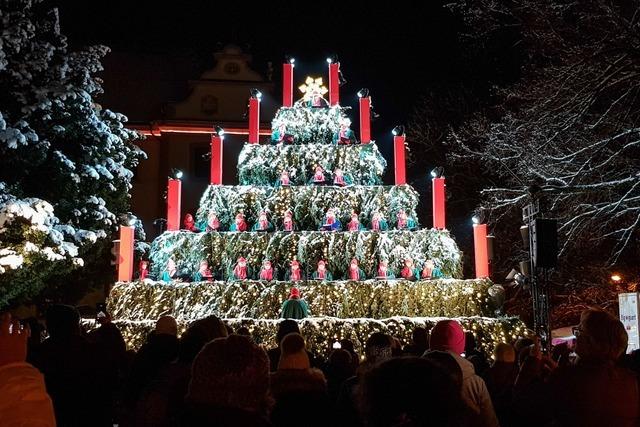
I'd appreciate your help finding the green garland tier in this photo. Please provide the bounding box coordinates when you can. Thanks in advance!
[148,229,463,280]
[238,142,386,186]
[271,105,350,144]
[108,279,503,321]
[195,184,419,231]
[111,316,526,359]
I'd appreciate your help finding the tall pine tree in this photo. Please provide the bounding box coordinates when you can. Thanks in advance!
[0,0,145,308]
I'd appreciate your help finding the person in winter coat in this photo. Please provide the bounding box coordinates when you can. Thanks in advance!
[0,313,56,427]
[281,287,309,319]
[182,335,271,427]
[429,319,499,427]
[270,333,330,427]
[514,308,640,427]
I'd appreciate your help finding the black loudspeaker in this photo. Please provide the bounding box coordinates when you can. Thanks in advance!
[532,219,558,269]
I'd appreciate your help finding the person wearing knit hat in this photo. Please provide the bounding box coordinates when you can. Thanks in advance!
[183,335,271,426]
[155,315,178,336]
[280,287,309,319]
[270,333,329,426]
[430,319,466,355]
[429,320,499,427]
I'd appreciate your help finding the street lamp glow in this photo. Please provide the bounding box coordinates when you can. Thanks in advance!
[611,274,622,282]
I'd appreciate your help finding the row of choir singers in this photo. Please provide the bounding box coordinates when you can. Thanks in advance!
[157,257,444,282]
[182,209,418,233]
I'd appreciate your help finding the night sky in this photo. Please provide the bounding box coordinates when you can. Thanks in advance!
[54,1,464,139]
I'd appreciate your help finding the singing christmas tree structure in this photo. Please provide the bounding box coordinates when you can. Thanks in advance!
[108,59,524,356]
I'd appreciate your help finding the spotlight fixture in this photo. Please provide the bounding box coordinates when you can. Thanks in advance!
[430,166,444,178]
[285,55,295,64]
[505,265,529,288]
[214,125,225,137]
[127,214,138,226]
[326,54,339,64]
[471,209,485,225]
[250,88,262,99]
[170,168,183,180]
[391,125,405,136]
[611,274,622,282]
[357,88,369,98]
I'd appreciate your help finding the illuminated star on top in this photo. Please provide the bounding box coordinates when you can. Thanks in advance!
[298,76,328,101]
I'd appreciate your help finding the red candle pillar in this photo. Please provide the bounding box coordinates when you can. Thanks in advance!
[394,134,406,185]
[117,225,135,282]
[210,132,223,185]
[329,62,340,106]
[283,62,294,107]
[359,96,371,143]
[432,177,446,229]
[248,97,260,144]
[167,178,182,231]
[473,223,489,278]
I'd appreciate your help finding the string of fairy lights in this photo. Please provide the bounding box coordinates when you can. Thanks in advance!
[108,279,503,321]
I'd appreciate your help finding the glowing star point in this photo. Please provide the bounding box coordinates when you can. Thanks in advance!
[299,76,329,102]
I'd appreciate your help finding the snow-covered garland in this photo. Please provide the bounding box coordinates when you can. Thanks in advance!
[106,316,526,359]
[195,185,419,232]
[149,229,463,280]
[108,279,502,321]
[271,105,349,144]
[238,142,386,186]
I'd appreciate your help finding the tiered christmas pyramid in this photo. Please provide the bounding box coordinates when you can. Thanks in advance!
[108,67,524,357]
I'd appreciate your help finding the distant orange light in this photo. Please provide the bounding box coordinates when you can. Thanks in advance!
[611,274,622,282]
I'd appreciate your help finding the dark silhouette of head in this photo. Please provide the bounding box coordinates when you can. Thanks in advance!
[178,315,228,363]
[276,319,300,346]
[45,304,80,339]
[187,335,270,414]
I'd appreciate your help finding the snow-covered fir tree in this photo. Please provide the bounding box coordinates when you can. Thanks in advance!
[0,0,145,308]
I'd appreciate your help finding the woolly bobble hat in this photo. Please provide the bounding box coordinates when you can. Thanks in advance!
[429,320,466,355]
[278,333,310,370]
[187,335,269,411]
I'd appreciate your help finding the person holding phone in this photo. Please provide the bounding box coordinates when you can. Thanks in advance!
[0,313,55,426]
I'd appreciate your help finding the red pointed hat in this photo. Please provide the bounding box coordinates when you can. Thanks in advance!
[237,257,247,263]
[289,287,300,299]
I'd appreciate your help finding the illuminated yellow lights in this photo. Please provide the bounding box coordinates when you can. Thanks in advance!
[298,76,329,101]
[611,274,622,282]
